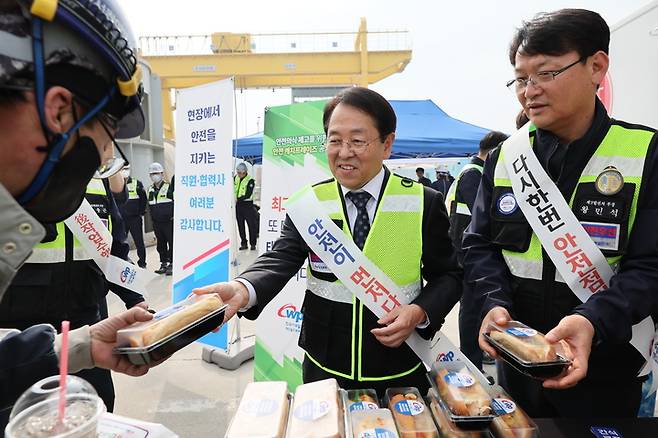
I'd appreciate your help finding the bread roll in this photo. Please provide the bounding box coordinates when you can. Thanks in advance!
[135,295,223,347]
[351,409,399,438]
[227,381,289,438]
[435,368,491,417]
[491,397,534,438]
[429,399,484,438]
[288,379,341,438]
[489,329,556,363]
[388,392,437,438]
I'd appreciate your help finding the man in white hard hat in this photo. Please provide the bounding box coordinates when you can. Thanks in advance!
[147,162,174,275]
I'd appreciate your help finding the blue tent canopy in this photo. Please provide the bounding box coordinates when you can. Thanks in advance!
[234,99,490,163]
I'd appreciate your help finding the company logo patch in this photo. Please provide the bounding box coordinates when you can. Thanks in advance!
[581,221,620,251]
[497,193,518,215]
[308,252,331,273]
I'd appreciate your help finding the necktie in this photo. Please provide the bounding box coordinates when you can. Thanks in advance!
[346,191,372,250]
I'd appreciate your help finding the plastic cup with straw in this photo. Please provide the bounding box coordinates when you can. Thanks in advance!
[57,320,70,433]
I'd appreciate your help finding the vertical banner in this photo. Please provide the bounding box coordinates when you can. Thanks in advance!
[255,100,330,388]
[173,78,234,349]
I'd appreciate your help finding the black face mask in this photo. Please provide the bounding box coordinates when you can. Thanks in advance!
[24,136,101,223]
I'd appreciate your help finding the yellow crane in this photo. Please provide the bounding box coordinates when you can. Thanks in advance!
[141,18,412,140]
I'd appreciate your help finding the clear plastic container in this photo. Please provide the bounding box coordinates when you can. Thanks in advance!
[113,294,227,365]
[427,390,490,438]
[428,362,494,429]
[345,389,379,413]
[225,381,290,438]
[350,409,400,438]
[484,320,571,379]
[6,376,105,438]
[287,378,342,438]
[489,386,538,438]
[385,387,438,438]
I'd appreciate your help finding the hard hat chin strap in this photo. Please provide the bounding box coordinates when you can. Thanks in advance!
[17,17,116,206]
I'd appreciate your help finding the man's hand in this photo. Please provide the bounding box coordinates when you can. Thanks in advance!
[370,304,427,348]
[542,314,595,390]
[90,307,154,376]
[133,302,149,311]
[478,306,511,358]
[193,280,249,323]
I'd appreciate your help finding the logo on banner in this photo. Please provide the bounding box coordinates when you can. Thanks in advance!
[277,304,303,333]
[119,266,137,284]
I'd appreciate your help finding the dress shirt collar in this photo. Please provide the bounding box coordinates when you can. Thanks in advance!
[339,166,386,200]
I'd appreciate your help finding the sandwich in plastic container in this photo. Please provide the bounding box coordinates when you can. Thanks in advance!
[490,386,538,438]
[350,408,400,438]
[225,381,290,438]
[427,389,491,438]
[428,362,494,429]
[484,320,571,379]
[287,378,343,438]
[113,294,226,365]
[345,389,379,413]
[385,387,438,438]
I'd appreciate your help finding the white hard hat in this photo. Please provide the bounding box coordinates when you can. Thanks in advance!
[236,162,248,172]
[149,162,164,174]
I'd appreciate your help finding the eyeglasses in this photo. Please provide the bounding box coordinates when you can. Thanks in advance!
[506,57,585,92]
[325,137,379,154]
[94,116,130,179]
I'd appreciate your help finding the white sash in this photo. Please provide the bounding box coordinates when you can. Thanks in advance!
[286,187,474,372]
[64,199,155,296]
[503,124,657,384]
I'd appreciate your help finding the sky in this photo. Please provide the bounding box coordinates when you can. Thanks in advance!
[117,0,654,138]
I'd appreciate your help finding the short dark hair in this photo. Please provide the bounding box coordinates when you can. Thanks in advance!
[416,167,424,174]
[516,111,529,129]
[323,87,396,141]
[509,9,609,65]
[480,131,509,153]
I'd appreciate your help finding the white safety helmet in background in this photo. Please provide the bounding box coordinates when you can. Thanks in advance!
[236,162,248,173]
[149,162,164,174]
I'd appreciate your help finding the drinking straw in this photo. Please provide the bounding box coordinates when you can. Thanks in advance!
[58,320,70,428]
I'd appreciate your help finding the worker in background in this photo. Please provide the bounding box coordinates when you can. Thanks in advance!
[0,0,159,425]
[431,165,454,198]
[445,130,508,369]
[234,162,259,250]
[416,167,431,186]
[119,164,147,268]
[464,8,658,417]
[147,162,174,275]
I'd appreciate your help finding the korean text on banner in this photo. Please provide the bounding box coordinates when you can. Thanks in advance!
[173,78,235,350]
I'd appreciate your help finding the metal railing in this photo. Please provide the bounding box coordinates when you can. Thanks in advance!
[139,29,411,56]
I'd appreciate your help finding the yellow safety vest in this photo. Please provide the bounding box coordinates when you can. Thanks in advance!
[303,173,424,381]
[234,175,254,201]
[28,179,112,263]
[493,123,652,281]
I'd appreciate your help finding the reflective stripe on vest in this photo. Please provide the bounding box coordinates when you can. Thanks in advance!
[148,183,172,205]
[28,179,112,263]
[445,163,483,217]
[493,123,652,281]
[306,174,423,380]
[234,175,254,201]
[127,179,139,200]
